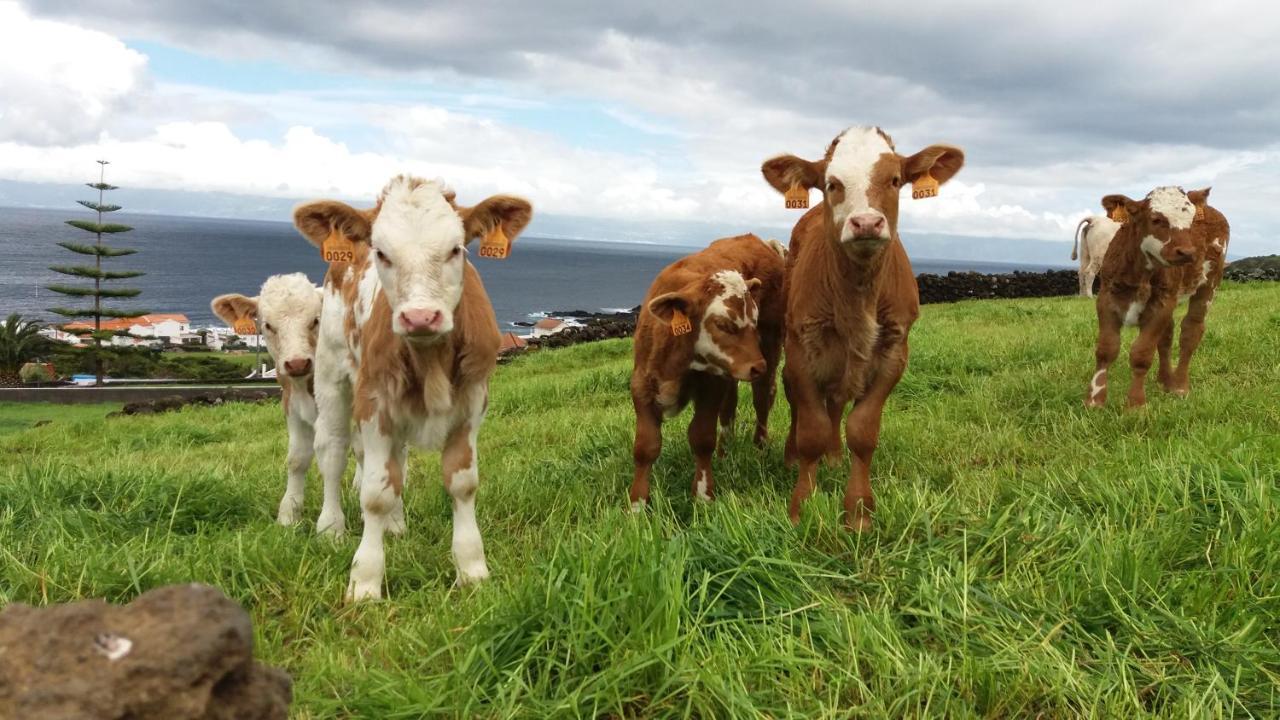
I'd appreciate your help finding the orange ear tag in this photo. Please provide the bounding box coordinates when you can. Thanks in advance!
[1194,205,1205,221]
[911,173,939,200]
[670,309,692,336]
[784,185,809,210]
[322,232,356,264]
[1110,206,1129,223]
[478,226,510,260]
[233,316,257,335]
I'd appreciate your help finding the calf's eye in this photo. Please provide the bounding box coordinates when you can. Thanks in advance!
[375,249,391,265]
[451,245,463,258]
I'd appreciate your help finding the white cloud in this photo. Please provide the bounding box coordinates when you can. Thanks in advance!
[0,2,148,145]
[2,0,1278,258]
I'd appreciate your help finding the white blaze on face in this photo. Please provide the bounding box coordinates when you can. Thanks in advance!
[256,273,322,373]
[371,178,467,336]
[826,126,895,242]
[1147,186,1195,230]
[690,270,755,376]
[1140,186,1197,268]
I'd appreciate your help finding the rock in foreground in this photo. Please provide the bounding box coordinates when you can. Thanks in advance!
[0,584,291,720]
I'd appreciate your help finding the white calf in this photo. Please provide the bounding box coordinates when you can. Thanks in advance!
[212,273,351,533]
[1072,216,1120,297]
[293,175,532,601]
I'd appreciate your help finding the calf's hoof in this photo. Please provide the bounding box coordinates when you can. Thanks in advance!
[386,502,407,537]
[345,579,382,603]
[276,502,301,526]
[455,563,491,587]
[316,510,346,538]
[844,512,874,533]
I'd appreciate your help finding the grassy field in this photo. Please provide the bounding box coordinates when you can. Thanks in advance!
[0,402,121,438]
[2,283,1278,718]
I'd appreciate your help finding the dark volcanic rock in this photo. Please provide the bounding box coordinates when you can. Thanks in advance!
[1223,255,1280,282]
[113,389,274,418]
[0,583,291,720]
[915,269,1079,304]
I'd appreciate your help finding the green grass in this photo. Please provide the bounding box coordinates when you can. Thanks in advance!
[0,402,121,437]
[3,283,1279,718]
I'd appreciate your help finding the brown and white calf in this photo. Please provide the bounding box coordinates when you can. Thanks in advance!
[293,175,531,601]
[1072,215,1121,297]
[629,234,785,508]
[761,126,964,531]
[1086,186,1228,408]
[212,274,342,531]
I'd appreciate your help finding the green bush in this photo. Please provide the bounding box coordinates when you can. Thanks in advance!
[18,363,54,383]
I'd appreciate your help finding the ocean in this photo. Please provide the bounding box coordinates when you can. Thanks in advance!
[1,206,1067,332]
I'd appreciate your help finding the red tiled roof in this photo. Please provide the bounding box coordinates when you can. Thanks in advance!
[64,313,189,332]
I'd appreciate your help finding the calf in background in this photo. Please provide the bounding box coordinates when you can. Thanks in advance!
[1087,187,1228,408]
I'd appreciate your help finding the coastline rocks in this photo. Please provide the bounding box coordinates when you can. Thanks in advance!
[0,583,291,720]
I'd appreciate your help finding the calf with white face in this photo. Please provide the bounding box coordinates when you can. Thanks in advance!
[630,234,786,507]
[1088,186,1227,408]
[211,273,336,529]
[293,175,531,601]
[760,125,964,530]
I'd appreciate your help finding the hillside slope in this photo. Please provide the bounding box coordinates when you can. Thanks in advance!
[3,284,1278,718]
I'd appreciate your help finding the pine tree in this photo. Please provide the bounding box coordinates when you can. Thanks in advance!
[47,160,146,385]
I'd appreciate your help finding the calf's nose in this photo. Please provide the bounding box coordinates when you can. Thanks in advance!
[849,213,886,238]
[283,358,312,376]
[746,360,766,381]
[400,308,445,334]
[1173,247,1195,263]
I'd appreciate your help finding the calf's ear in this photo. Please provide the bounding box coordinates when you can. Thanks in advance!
[461,195,533,246]
[293,201,372,248]
[902,145,965,185]
[745,277,764,298]
[761,154,825,194]
[1186,186,1211,207]
[647,290,694,323]
[1100,194,1142,217]
[211,294,259,324]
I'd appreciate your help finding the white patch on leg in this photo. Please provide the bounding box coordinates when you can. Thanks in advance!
[449,423,489,586]
[1123,301,1145,327]
[694,469,711,501]
[630,499,646,513]
[1089,370,1106,400]
[347,509,387,602]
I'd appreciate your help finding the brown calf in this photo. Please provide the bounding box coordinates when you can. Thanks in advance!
[761,126,964,531]
[629,234,785,508]
[1087,186,1228,408]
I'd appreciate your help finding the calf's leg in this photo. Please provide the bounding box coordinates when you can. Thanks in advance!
[784,360,830,524]
[1126,304,1173,408]
[1086,296,1123,408]
[689,379,726,501]
[717,384,738,458]
[278,413,314,525]
[751,331,782,447]
[313,379,351,537]
[1156,317,1176,392]
[346,421,403,602]
[629,388,663,510]
[843,343,909,532]
[442,404,489,585]
[1172,286,1215,396]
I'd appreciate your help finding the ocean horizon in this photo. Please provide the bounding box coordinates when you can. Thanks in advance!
[2,206,1072,332]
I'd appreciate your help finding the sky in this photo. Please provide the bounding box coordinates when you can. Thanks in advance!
[1,0,1277,259]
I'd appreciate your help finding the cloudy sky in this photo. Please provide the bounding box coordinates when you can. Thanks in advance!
[1,0,1277,257]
